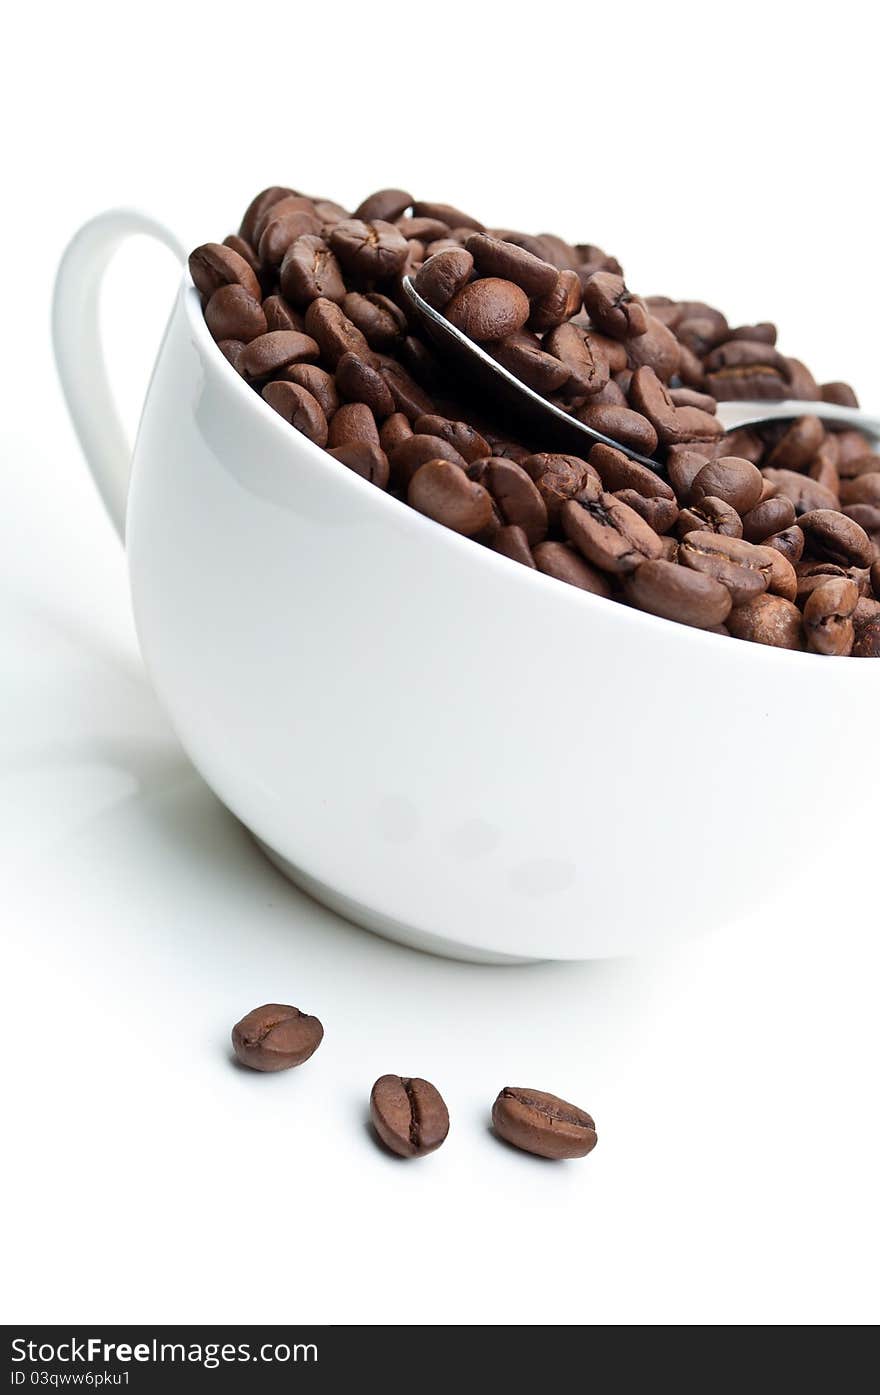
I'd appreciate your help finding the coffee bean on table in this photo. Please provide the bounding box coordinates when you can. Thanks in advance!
[370,1075,449,1157]
[491,1087,597,1160]
[232,1003,324,1071]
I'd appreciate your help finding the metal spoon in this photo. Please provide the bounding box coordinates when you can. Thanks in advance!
[401,276,880,467]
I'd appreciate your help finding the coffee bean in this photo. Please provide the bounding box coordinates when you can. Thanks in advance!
[205,284,267,343]
[492,524,536,568]
[543,323,609,398]
[328,219,409,282]
[370,1075,449,1157]
[589,442,676,503]
[390,433,469,488]
[400,217,452,243]
[492,1087,597,1160]
[624,316,680,382]
[616,490,679,535]
[679,532,777,604]
[342,291,407,349]
[412,248,474,310]
[562,492,663,573]
[628,366,722,447]
[762,468,839,516]
[445,277,531,342]
[521,453,600,526]
[821,381,860,408]
[414,415,490,464]
[262,381,328,446]
[528,270,583,333]
[262,294,305,332]
[327,440,390,488]
[741,492,796,543]
[252,194,319,245]
[217,339,246,374]
[532,541,612,596]
[677,496,743,540]
[492,334,572,395]
[797,509,874,568]
[412,200,484,232]
[189,242,262,302]
[764,415,825,470]
[464,233,559,297]
[727,593,805,649]
[327,401,380,449]
[375,355,436,420]
[285,363,340,418]
[840,473,880,508]
[583,271,648,339]
[231,1003,323,1071]
[354,188,413,223]
[240,330,320,379]
[335,352,395,417]
[239,186,296,246]
[379,412,413,453]
[409,459,495,536]
[259,209,323,267]
[304,298,373,367]
[279,234,347,307]
[803,577,859,656]
[482,457,549,545]
[575,403,658,457]
[690,456,763,514]
[624,557,732,628]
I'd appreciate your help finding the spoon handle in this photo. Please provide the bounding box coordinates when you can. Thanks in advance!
[716,398,880,442]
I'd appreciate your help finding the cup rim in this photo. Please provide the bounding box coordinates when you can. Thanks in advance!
[182,278,878,677]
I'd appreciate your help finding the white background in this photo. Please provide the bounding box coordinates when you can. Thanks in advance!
[2,0,879,1326]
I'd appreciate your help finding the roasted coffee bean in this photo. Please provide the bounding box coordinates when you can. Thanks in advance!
[414,415,490,464]
[464,233,559,297]
[329,219,409,281]
[741,492,796,543]
[821,381,860,408]
[327,401,380,449]
[763,525,805,565]
[853,615,880,657]
[624,558,732,628]
[259,209,323,267]
[379,412,413,454]
[616,490,678,534]
[492,1087,597,1160]
[262,381,328,446]
[401,216,452,242]
[872,560,880,598]
[342,291,407,349]
[840,473,880,507]
[280,235,347,307]
[412,200,484,232]
[409,459,494,536]
[239,186,296,246]
[624,316,680,382]
[262,294,304,332]
[582,271,648,339]
[666,447,712,501]
[628,366,722,446]
[679,532,777,604]
[677,496,743,540]
[205,284,267,343]
[251,194,319,245]
[797,509,874,568]
[543,323,609,398]
[390,434,468,488]
[240,330,319,379]
[727,593,805,649]
[492,335,572,395]
[521,453,600,526]
[762,468,839,516]
[838,452,880,481]
[327,440,390,488]
[412,247,474,310]
[217,339,246,374]
[690,456,763,514]
[189,242,262,302]
[231,1003,323,1071]
[335,352,395,417]
[532,542,611,596]
[764,415,825,470]
[562,492,663,573]
[803,577,858,656]
[285,364,340,418]
[445,277,531,342]
[304,298,373,367]
[482,458,548,545]
[370,1075,449,1158]
[528,270,583,333]
[354,188,413,223]
[492,524,536,568]
[669,387,717,413]
[589,443,675,503]
[576,403,658,457]
[375,355,435,420]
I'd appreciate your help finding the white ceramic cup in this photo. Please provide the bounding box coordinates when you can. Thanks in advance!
[53,209,880,962]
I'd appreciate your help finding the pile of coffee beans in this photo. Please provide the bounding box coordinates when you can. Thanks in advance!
[190,186,880,656]
[231,1002,595,1162]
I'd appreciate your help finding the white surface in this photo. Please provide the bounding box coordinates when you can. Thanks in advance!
[2,0,879,1325]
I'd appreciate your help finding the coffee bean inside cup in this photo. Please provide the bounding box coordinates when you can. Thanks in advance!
[191,188,880,655]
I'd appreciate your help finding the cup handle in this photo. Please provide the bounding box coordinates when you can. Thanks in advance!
[52,209,186,539]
